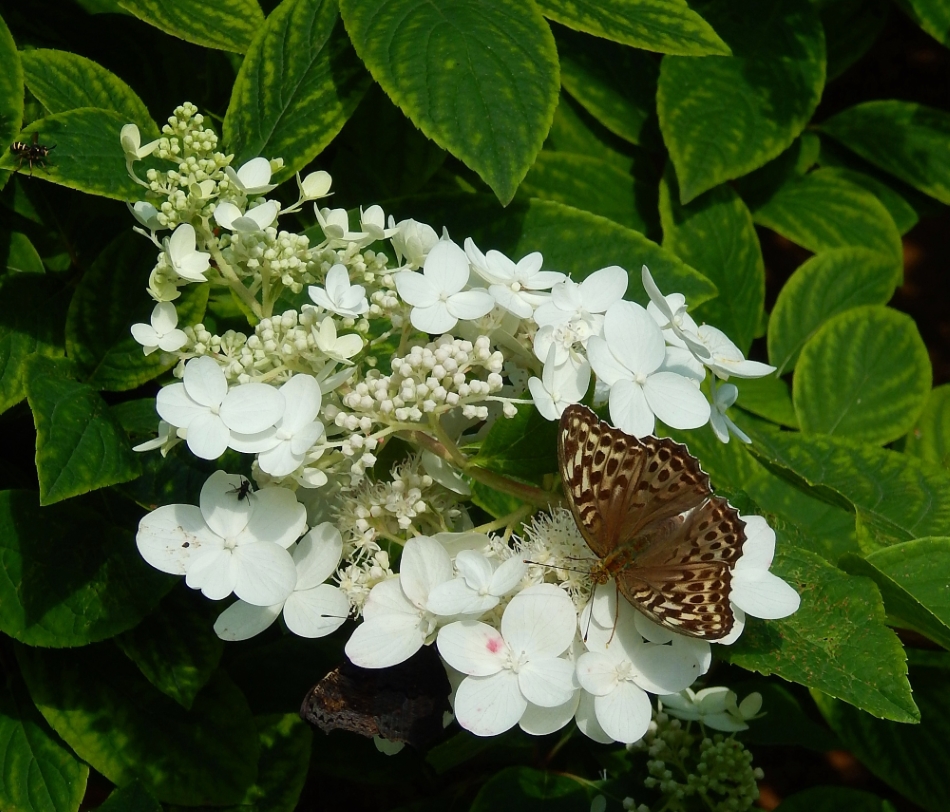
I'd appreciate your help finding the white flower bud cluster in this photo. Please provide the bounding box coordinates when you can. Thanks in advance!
[512,508,594,607]
[336,550,394,615]
[340,335,505,424]
[221,228,318,293]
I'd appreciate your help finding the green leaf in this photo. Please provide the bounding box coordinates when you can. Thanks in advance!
[470,480,526,520]
[842,538,950,650]
[0,490,174,646]
[659,164,764,352]
[0,14,24,153]
[775,786,894,812]
[20,50,157,132]
[819,0,889,81]
[224,0,370,175]
[722,546,916,722]
[0,109,143,201]
[4,231,45,274]
[734,376,798,429]
[657,0,825,202]
[768,248,903,376]
[746,426,950,550]
[0,272,68,415]
[825,166,919,236]
[793,306,931,445]
[97,782,162,812]
[814,666,950,812]
[469,766,591,812]
[905,384,950,469]
[17,643,259,807]
[25,356,141,504]
[892,0,950,48]
[554,26,660,148]
[750,167,903,261]
[389,194,717,307]
[534,0,730,56]
[0,670,88,812]
[473,404,558,479]
[115,587,224,710]
[820,101,950,205]
[116,0,264,53]
[520,151,657,235]
[65,232,208,391]
[339,0,559,205]
[545,91,633,166]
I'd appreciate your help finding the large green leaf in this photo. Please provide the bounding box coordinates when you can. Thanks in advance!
[545,91,633,166]
[472,403,558,480]
[768,248,902,376]
[905,384,950,469]
[224,0,370,175]
[659,164,764,352]
[722,546,916,722]
[0,273,68,415]
[115,587,224,710]
[387,195,717,308]
[17,644,259,807]
[0,671,89,812]
[820,101,950,205]
[0,109,142,201]
[746,426,950,550]
[521,151,657,235]
[814,665,950,812]
[793,306,931,445]
[20,50,156,133]
[339,0,559,205]
[842,538,950,650]
[4,232,46,274]
[657,0,825,202]
[0,14,24,153]
[554,26,660,149]
[750,167,903,261]
[0,490,173,646]
[116,0,264,53]
[25,357,141,504]
[470,766,591,812]
[734,376,798,428]
[535,0,730,55]
[892,0,950,48]
[825,165,919,236]
[819,0,889,81]
[775,787,894,812]
[65,232,207,391]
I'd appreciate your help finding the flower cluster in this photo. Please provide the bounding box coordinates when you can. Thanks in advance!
[128,104,800,748]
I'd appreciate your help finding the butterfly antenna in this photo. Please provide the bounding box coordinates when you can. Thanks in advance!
[522,558,591,575]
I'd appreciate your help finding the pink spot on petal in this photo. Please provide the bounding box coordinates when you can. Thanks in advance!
[486,636,503,653]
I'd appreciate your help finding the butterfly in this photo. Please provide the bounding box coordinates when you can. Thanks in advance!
[557,404,745,640]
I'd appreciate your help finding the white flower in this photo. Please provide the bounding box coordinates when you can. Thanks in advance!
[297,170,332,200]
[225,157,278,195]
[390,217,439,269]
[130,302,187,355]
[213,199,279,232]
[213,522,349,641]
[394,239,494,334]
[528,346,591,421]
[313,316,363,362]
[132,420,180,455]
[660,687,763,732]
[437,583,577,737]
[163,224,211,283]
[315,206,378,248]
[710,379,751,444]
[427,551,527,616]
[308,264,369,317]
[156,355,285,460]
[345,536,456,668]
[120,123,159,163]
[229,374,324,477]
[359,205,398,241]
[136,471,304,605]
[693,325,776,380]
[533,266,627,329]
[464,238,565,318]
[642,265,710,359]
[127,201,164,234]
[587,301,711,437]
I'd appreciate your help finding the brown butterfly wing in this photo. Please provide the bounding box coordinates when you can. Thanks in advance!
[557,404,745,640]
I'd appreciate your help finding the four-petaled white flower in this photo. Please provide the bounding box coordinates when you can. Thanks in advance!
[297,170,332,200]
[437,583,578,737]
[308,264,370,317]
[213,199,279,232]
[156,355,285,460]
[213,522,350,641]
[136,471,305,605]
[394,239,494,334]
[127,201,164,235]
[120,123,159,165]
[710,379,751,444]
[390,217,439,269]
[225,157,278,195]
[131,302,187,355]
[345,536,457,668]
[313,316,363,362]
[533,265,627,332]
[465,238,565,319]
[587,300,711,437]
[427,551,527,616]
[642,265,710,360]
[528,346,591,421]
[163,223,211,282]
[661,687,763,732]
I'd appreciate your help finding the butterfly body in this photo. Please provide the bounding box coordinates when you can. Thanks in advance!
[558,404,745,640]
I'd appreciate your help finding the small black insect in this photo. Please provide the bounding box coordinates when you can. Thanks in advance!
[228,477,254,502]
[10,132,55,176]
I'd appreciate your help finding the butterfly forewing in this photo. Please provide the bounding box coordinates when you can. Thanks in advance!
[557,404,746,640]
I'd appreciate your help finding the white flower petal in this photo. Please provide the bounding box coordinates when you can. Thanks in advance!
[579,266,628,312]
[575,690,614,743]
[519,695,579,736]
[586,336,631,388]
[213,201,242,230]
[731,570,801,619]
[518,657,577,707]
[735,515,776,571]
[256,442,300,477]
[576,652,619,696]
[608,379,655,438]
[501,584,576,658]
[362,577,417,620]
[490,556,528,595]
[185,548,236,600]
[400,536,453,607]
[642,372,711,430]
[394,271,437,308]
[220,383,284,434]
[455,550,493,590]
[200,471,253,538]
[242,487,307,549]
[283,584,349,637]
[633,644,702,695]
[410,301,456,334]
[136,503,214,574]
[454,671,526,736]
[424,239,469,293]
[214,600,282,641]
[427,579,497,617]
[293,522,343,589]
[437,621,507,676]
[231,542,296,606]
[594,682,652,744]
[446,289,495,321]
[345,614,427,668]
[603,301,665,374]
[183,356,228,407]
[184,412,231,460]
